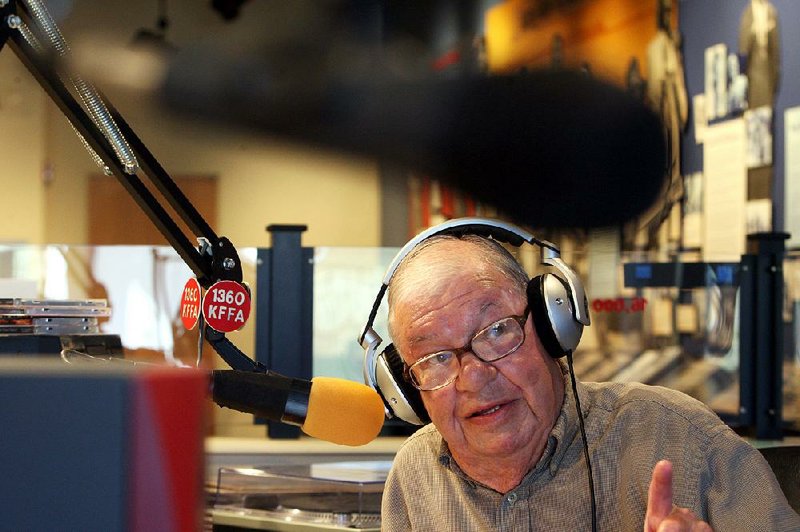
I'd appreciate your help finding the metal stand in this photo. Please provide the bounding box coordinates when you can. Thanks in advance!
[255,225,314,438]
[739,232,789,439]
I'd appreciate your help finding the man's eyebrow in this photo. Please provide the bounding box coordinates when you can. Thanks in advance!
[478,301,494,315]
[407,301,498,348]
[407,333,432,347]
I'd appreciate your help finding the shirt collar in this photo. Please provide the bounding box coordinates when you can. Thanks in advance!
[543,367,589,476]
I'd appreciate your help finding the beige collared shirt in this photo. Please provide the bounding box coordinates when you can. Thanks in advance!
[382,377,799,531]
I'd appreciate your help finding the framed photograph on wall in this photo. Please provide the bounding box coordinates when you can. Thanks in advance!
[745,106,773,168]
[704,44,728,120]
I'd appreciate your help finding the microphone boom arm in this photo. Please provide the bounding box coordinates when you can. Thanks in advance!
[1,0,262,373]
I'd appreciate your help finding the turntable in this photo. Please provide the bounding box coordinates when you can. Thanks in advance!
[210,461,391,531]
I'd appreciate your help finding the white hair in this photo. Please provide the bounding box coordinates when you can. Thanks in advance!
[386,234,529,340]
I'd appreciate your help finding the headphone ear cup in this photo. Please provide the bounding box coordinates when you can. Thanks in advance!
[527,274,584,358]
[375,344,430,425]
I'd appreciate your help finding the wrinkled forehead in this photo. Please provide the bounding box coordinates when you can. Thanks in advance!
[390,239,506,300]
[389,238,526,318]
[391,269,524,358]
[407,263,513,307]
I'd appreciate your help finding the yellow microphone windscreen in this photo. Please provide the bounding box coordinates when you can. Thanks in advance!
[302,377,386,446]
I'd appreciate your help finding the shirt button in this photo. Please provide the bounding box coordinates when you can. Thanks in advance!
[507,492,518,504]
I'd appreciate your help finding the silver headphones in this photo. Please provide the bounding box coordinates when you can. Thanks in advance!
[359,217,590,425]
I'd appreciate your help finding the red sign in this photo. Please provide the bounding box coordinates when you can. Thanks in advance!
[179,278,202,330]
[201,280,251,333]
[591,297,648,314]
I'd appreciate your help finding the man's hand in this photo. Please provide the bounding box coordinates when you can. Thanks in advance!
[644,460,713,532]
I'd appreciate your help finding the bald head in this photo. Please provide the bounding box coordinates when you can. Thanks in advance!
[386,235,529,341]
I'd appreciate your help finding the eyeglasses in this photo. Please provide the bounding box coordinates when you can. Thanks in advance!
[405,308,531,391]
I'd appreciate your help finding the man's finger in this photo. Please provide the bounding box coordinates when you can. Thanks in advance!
[655,507,713,532]
[645,460,674,531]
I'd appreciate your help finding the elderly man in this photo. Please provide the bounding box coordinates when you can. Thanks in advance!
[380,232,798,531]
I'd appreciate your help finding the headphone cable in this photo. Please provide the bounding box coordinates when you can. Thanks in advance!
[566,350,597,532]
[360,284,388,344]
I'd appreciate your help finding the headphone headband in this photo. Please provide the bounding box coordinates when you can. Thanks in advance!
[380,217,553,285]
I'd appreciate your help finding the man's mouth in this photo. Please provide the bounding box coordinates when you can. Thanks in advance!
[470,403,504,418]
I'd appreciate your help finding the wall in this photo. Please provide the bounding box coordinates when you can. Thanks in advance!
[40,85,381,248]
[1,0,382,249]
[679,0,800,232]
[0,51,47,244]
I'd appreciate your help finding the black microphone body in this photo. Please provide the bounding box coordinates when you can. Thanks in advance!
[211,369,310,426]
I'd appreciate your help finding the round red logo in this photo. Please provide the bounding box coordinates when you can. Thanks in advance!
[179,277,202,330]
[201,280,251,333]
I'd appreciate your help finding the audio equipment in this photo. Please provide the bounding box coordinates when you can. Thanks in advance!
[162,63,667,230]
[211,370,386,447]
[359,217,590,425]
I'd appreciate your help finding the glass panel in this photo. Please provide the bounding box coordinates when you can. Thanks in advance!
[784,252,800,432]
[573,258,742,421]
[0,244,260,368]
[1,242,795,433]
[311,246,399,383]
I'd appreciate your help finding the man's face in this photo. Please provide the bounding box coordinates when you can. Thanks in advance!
[391,244,565,471]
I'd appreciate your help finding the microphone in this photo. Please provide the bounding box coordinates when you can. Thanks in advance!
[162,49,668,229]
[211,370,386,446]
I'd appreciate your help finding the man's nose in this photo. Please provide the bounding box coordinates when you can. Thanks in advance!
[454,352,497,392]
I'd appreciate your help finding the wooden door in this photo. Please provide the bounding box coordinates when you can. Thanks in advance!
[88,174,217,245]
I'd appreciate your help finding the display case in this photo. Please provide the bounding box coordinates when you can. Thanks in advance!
[210,461,390,531]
